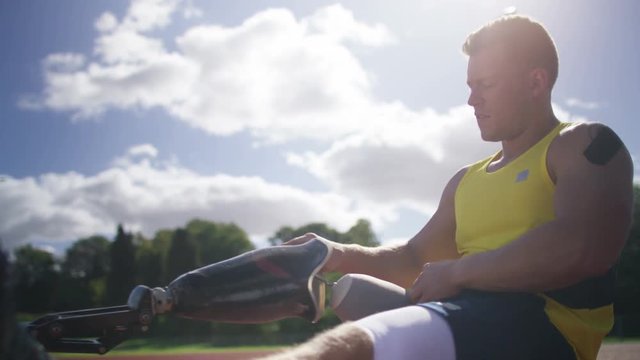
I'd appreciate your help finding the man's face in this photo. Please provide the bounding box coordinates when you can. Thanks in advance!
[466,45,531,142]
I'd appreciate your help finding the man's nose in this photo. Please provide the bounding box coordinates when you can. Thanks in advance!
[467,90,481,107]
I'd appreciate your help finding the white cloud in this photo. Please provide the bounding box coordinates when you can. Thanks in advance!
[2,102,504,251]
[43,53,86,72]
[303,4,395,46]
[181,0,203,19]
[127,144,159,158]
[94,29,167,64]
[121,0,180,32]
[23,3,394,142]
[552,102,592,124]
[0,146,380,251]
[287,104,498,212]
[565,97,602,110]
[95,12,118,32]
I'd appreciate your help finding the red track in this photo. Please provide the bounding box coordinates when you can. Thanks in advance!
[54,350,279,360]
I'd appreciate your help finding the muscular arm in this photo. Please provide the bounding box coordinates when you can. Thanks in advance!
[318,169,464,289]
[451,124,634,293]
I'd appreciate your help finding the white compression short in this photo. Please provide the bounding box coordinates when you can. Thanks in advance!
[353,305,456,360]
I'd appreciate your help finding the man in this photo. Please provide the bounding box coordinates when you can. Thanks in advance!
[261,15,633,360]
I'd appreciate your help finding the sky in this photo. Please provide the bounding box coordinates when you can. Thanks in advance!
[1,0,639,255]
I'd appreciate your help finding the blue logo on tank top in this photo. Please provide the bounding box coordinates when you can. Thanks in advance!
[515,169,529,182]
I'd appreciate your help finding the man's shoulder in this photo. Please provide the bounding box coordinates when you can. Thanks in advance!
[548,121,628,180]
[556,121,615,141]
[552,121,615,154]
[441,165,474,199]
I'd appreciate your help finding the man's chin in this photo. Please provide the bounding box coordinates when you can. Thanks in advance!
[479,131,500,142]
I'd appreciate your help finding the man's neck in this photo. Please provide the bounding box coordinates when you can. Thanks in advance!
[494,112,559,169]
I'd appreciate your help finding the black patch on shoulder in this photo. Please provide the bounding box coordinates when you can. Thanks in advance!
[583,126,622,165]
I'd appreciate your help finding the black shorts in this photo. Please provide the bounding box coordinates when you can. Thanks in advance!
[419,290,576,360]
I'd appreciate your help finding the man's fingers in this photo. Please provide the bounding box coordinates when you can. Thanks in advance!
[283,238,304,245]
[283,233,318,245]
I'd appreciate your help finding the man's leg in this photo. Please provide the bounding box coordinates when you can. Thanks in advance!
[259,306,455,360]
[258,322,373,360]
[355,305,455,360]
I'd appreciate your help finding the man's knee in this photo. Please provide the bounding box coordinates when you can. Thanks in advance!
[310,322,374,359]
[259,322,373,360]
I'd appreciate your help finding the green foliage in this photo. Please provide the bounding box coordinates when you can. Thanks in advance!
[106,225,137,305]
[153,229,174,256]
[268,223,338,246]
[55,235,110,308]
[346,219,380,247]
[12,245,58,312]
[185,219,254,266]
[165,228,198,283]
[149,220,254,286]
[13,218,377,344]
[52,277,94,310]
[136,238,164,288]
[61,235,110,279]
[268,218,380,247]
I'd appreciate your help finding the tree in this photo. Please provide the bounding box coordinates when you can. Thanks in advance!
[105,225,137,305]
[136,238,164,288]
[345,219,380,247]
[165,228,198,283]
[186,219,254,265]
[12,245,58,312]
[61,236,110,279]
[55,236,110,309]
[268,223,343,246]
[268,219,379,247]
[268,226,296,246]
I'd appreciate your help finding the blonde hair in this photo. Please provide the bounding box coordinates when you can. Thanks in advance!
[462,15,559,87]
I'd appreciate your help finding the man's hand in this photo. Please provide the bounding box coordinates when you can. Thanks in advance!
[284,233,344,273]
[408,260,462,303]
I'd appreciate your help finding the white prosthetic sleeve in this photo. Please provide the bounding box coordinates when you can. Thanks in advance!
[330,273,411,321]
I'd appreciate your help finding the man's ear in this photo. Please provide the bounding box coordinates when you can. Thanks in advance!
[529,68,550,98]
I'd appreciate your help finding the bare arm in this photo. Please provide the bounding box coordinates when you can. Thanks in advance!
[449,124,634,293]
[293,169,465,289]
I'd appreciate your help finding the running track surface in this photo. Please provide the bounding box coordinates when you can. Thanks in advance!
[53,350,278,360]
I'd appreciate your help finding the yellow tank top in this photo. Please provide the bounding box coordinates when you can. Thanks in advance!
[455,122,613,360]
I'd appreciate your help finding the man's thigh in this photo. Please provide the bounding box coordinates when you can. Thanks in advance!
[354,305,456,360]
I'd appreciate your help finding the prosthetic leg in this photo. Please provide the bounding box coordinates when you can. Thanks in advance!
[153,238,331,323]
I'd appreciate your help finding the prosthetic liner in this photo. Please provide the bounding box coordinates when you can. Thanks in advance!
[151,238,331,323]
[330,273,411,321]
